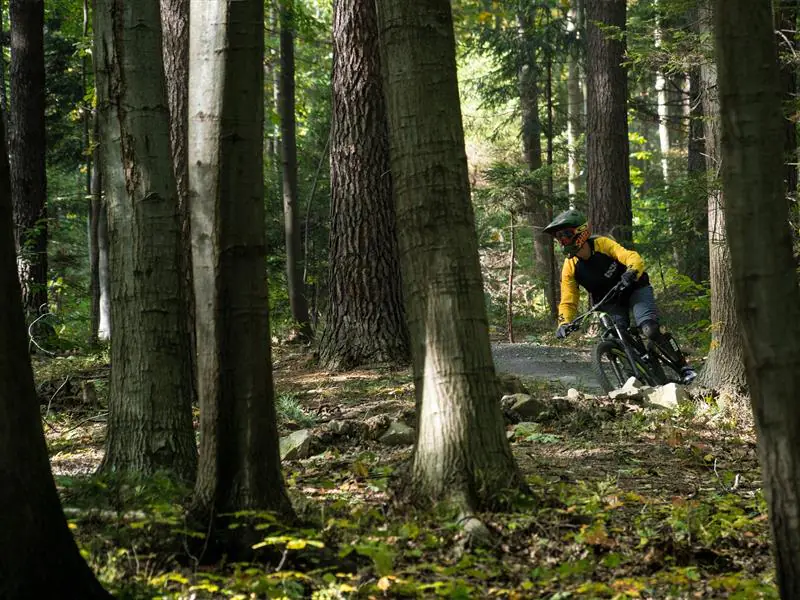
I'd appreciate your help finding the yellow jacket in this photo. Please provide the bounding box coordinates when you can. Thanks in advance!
[558,236,647,324]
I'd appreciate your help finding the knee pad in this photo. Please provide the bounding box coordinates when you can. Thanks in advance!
[640,319,661,341]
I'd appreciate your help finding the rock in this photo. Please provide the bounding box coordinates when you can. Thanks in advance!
[280,429,313,461]
[364,414,392,439]
[510,396,548,421]
[567,388,583,400]
[644,383,690,410]
[609,377,647,400]
[379,421,416,446]
[506,429,516,441]
[326,420,350,435]
[498,373,529,395]
[500,393,530,411]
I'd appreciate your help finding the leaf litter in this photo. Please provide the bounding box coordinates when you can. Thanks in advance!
[37,346,776,598]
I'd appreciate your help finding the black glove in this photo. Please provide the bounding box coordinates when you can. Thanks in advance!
[556,324,570,339]
[619,269,638,289]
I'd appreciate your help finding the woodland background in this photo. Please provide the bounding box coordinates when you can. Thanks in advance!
[1,0,798,598]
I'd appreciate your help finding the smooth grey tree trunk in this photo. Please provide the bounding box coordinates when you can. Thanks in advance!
[695,1,746,392]
[0,103,111,600]
[319,0,409,370]
[278,1,313,342]
[188,0,294,522]
[585,0,631,243]
[715,1,800,593]
[566,0,584,202]
[377,0,525,513]
[94,0,196,480]
[8,0,49,325]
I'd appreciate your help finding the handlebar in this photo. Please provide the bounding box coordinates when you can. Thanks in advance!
[560,280,628,337]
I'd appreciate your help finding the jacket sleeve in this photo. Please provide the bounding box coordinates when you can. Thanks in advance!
[558,258,580,324]
[594,236,646,278]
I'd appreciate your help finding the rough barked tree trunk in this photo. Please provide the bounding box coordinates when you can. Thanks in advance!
[160,0,197,400]
[278,0,313,342]
[695,1,746,392]
[0,106,111,600]
[189,0,294,522]
[715,1,800,593]
[95,0,196,480]
[777,2,798,204]
[8,0,49,324]
[517,9,556,319]
[585,0,631,243]
[377,0,525,513]
[319,0,409,371]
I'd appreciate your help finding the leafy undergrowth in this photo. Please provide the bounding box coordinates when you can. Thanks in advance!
[38,347,776,599]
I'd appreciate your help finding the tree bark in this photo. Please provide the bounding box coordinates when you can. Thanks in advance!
[278,0,312,342]
[715,0,800,593]
[89,110,102,344]
[678,61,710,284]
[517,9,556,318]
[188,0,294,522]
[696,1,746,391]
[0,100,111,600]
[377,0,525,513]
[777,2,798,204]
[566,0,584,201]
[507,211,515,343]
[160,0,197,401]
[585,0,631,243]
[319,0,409,370]
[8,0,49,325]
[95,0,196,480]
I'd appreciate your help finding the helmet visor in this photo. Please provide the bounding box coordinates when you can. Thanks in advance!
[554,227,577,245]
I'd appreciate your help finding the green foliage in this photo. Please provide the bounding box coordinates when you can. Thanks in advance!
[277,392,317,427]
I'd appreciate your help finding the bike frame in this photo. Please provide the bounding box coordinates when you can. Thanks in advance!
[565,282,663,387]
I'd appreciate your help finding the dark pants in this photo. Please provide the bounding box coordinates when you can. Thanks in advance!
[603,284,658,328]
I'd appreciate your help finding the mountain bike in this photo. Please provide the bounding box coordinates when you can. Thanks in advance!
[560,282,683,394]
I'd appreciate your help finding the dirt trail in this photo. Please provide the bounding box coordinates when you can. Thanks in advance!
[491,341,603,393]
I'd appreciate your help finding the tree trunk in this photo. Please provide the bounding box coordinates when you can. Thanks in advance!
[319,0,409,370]
[678,62,710,284]
[95,0,196,480]
[188,0,294,522]
[777,2,798,204]
[696,1,746,391]
[0,0,7,122]
[278,1,312,342]
[715,1,800,593]
[566,0,584,201]
[8,0,49,325]
[89,111,102,344]
[654,0,670,184]
[507,211,515,343]
[377,0,525,513]
[0,102,111,600]
[517,10,555,318]
[160,0,197,402]
[585,0,631,243]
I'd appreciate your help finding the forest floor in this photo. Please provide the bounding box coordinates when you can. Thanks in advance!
[36,343,776,599]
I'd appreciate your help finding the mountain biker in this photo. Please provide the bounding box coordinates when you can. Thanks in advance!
[543,209,697,385]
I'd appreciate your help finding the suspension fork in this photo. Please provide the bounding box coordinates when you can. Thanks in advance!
[612,322,649,383]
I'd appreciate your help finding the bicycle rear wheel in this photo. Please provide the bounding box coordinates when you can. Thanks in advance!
[592,340,653,394]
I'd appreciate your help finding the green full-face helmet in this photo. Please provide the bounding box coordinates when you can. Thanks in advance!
[543,209,590,257]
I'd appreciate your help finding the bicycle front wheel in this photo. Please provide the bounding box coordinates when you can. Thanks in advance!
[592,340,654,394]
